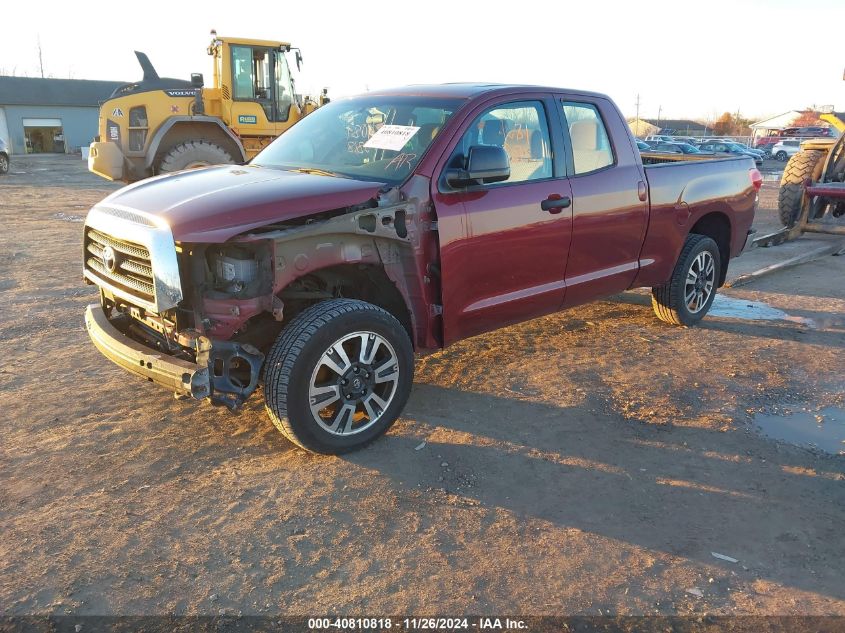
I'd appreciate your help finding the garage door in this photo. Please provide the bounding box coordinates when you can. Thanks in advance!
[23,118,65,154]
[22,118,63,127]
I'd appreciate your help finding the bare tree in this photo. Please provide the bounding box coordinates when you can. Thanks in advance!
[37,35,45,78]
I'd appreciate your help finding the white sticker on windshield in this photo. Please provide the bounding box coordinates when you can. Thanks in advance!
[363,125,421,151]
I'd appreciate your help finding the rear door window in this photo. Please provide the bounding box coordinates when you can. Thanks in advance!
[561,102,614,174]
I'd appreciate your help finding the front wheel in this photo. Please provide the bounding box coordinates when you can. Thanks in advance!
[651,234,721,326]
[264,299,414,454]
[775,151,788,161]
[0,154,8,174]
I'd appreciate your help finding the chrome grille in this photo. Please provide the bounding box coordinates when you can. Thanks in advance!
[85,228,155,302]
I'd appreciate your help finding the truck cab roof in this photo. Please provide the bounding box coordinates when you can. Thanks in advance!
[362,83,611,102]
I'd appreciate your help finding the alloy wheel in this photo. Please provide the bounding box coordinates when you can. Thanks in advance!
[684,251,715,314]
[308,331,400,436]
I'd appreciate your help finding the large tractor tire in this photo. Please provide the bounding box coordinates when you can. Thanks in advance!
[777,149,826,227]
[157,141,234,174]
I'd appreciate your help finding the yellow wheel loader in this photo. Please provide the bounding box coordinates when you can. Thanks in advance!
[774,110,845,237]
[89,31,328,183]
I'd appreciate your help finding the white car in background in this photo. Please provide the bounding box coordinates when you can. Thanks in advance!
[0,138,9,175]
[771,140,801,161]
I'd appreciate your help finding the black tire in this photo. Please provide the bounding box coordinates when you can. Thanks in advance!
[157,141,234,174]
[775,151,787,161]
[777,149,825,228]
[0,153,8,174]
[263,299,414,454]
[651,234,721,326]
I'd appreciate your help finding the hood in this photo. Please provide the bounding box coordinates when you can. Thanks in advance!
[98,165,385,242]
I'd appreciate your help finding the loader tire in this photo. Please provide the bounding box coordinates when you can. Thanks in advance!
[157,141,234,174]
[777,149,825,228]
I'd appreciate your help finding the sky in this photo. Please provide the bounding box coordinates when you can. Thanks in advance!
[3,0,844,123]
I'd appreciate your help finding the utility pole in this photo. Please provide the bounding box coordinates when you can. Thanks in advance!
[657,105,662,130]
[635,94,641,136]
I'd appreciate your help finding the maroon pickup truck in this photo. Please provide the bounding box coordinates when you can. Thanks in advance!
[83,83,761,453]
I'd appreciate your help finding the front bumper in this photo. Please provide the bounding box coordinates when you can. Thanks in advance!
[85,304,265,408]
[85,304,211,399]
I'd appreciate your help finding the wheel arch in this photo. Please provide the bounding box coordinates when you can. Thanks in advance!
[145,117,246,170]
[277,263,415,346]
[689,211,731,286]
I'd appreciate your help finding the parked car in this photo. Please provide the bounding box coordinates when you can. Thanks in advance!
[697,141,764,167]
[781,126,834,139]
[754,136,781,150]
[645,135,674,142]
[0,138,9,175]
[81,83,760,453]
[650,142,706,155]
[772,139,802,161]
[754,138,780,158]
[731,142,765,158]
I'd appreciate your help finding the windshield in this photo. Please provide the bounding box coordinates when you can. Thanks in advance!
[725,143,745,151]
[253,96,463,186]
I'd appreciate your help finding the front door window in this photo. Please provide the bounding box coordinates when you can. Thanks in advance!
[449,101,553,184]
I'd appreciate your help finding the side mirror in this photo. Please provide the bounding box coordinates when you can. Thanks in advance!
[191,73,204,88]
[446,145,510,188]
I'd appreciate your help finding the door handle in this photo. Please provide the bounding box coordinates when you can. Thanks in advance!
[541,195,572,213]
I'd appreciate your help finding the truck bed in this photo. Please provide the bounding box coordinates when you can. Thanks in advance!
[632,154,758,288]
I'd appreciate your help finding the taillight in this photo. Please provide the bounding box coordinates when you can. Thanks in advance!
[749,168,763,192]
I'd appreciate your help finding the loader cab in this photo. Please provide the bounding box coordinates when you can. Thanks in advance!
[211,36,299,140]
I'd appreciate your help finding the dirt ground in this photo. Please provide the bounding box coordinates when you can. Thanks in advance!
[0,155,843,617]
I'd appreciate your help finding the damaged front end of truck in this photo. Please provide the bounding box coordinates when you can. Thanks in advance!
[82,175,435,409]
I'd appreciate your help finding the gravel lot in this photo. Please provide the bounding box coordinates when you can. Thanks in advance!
[1,155,843,617]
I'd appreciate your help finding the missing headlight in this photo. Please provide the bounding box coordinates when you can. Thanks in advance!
[211,246,258,294]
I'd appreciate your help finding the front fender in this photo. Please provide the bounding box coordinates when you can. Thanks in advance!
[145,116,247,169]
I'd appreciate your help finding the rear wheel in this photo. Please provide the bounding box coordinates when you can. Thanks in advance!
[264,299,414,454]
[157,140,234,174]
[777,149,826,227]
[652,234,721,326]
[775,151,787,161]
[0,154,8,174]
